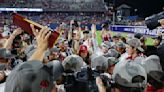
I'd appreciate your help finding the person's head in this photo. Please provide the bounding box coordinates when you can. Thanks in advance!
[101,41,111,54]
[58,39,67,52]
[120,37,126,43]
[134,33,143,39]
[46,47,60,61]
[116,42,126,54]
[142,55,162,73]
[112,35,120,43]
[79,45,88,58]
[62,55,84,72]
[103,49,120,59]
[126,38,144,55]
[153,36,162,47]
[5,60,64,92]
[147,71,164,89]
[101,22,109,30]
[83,30,90,40]
[116,75,145,92]
[91,55,108,73]
[72,20,79,29]
[114,61,147,92]
[0,48,14,64]
[142,55,164,89]
[48,52,59,61]
[72,30,78,40]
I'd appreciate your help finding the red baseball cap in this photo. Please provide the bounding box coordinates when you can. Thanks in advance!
[79,45,88,53]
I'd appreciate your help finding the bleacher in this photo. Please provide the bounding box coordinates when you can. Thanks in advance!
[0,0,107,12]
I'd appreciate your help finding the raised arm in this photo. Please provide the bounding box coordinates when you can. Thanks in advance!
[3,28,23,50]
[29,24,51,62]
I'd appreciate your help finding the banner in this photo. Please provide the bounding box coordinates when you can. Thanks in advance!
[110,25,164,36]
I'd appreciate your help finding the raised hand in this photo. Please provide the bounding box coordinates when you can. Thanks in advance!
[12,28,23,37]
[159,19,164,28]
[96,77,106,92]
[29,24,51,61]
[91,24,96,38]
[30,24,51,52]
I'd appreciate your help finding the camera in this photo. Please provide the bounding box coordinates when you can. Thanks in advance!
[61,67,114,92]
[145,11,164,30]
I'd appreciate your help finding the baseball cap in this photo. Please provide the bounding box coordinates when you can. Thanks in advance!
[141,55,162,73]
[116,42,126,48]
[0,48,15,59]
[127,38,144,52]
[134,33,143,39]
[44,46,60,57]
[101,41,111,49]
[62,55,84,72]
[46,60,64,80]
[114,61,147,88]
[103,49,120,58]
[79,45,88,53]
[5,60,64,92]
[50,46,60,52]
[91,55,108,71]
[107,57,118,67]
[147,71,164,89]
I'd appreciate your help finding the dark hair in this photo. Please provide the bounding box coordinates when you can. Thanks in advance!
[121,37,126,43]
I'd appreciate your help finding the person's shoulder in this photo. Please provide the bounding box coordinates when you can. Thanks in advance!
[134,56,146,63]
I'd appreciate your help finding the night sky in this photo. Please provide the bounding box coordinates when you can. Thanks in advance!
[105,0,164,17]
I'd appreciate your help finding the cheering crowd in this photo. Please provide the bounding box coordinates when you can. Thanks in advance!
[0,13,164,92]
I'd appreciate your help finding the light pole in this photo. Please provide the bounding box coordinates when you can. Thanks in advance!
[134,9,138,23]
[134,9,138,15]
[112,0,116,25]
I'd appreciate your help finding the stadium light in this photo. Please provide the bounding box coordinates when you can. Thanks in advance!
[0,8,43,12]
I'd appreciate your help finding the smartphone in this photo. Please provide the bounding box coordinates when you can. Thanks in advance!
[12,13,60,48]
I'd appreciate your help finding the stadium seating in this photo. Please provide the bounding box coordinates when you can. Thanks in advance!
[0,0,107,12]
